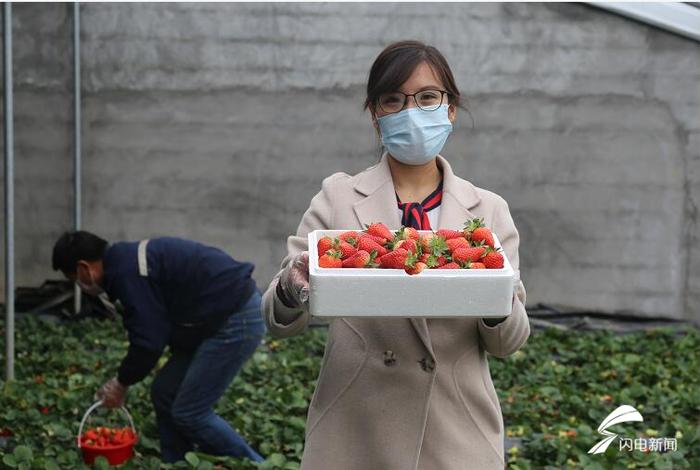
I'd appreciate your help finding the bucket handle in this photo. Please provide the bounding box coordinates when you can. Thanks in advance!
[77,400,136,447]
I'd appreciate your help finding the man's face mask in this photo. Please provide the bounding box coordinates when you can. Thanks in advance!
[76,262,103,297]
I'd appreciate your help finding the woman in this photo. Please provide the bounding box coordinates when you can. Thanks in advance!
[262,40,529,470]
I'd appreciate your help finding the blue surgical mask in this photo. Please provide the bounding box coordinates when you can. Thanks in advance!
[77,267,104,297]
[377,103,453,165]
[77,279,104,297]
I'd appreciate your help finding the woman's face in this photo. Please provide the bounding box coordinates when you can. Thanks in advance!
[372,61,457,126]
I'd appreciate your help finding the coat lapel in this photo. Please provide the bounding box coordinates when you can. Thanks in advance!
[352,154,402,230]
[351,153,483,359]
[436,154,481,229]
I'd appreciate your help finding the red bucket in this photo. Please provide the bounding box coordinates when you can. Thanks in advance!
[77,401,138,466]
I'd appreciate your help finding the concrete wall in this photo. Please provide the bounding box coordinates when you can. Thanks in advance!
[2,3,699,320]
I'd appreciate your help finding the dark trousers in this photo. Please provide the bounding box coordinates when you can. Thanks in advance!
[150,289,266,463]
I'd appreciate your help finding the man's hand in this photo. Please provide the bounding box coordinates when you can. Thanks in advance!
[96,377,128,408]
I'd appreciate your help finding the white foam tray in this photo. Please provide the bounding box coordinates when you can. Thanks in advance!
[308,230,518,318]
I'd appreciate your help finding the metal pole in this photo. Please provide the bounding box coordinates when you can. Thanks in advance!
[73,2,81,314]
[4,2,15,381]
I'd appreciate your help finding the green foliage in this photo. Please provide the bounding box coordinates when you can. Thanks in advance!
[0,316,698,469]
[497,327,700,469]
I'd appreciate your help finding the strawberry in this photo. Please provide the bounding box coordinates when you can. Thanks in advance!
[440,262,461,269]
[436,229,463,240]
[338,231,360,246]
[419,253,431,263]
[318,251,343,268]
[357,236,388,257]
[450,247,469,265]
[404,252,427,275]
[471,227,495,247]
[405,262,427,275]
[342,250,377,268]
[394,238,419,254]
[464,218,495,247]
[396,226,419,240]
[336,240,358,259]
[365,222,393,241]
[361,233,388,246]
[469,262,486,269]
[423,254,448,268]
[419,234,434,252]
[462,217,484,241]
[420,234,449,257]
[482,248,504,269]
[452,246,486,265]
[317,236,336,255]
[379,248,409,269]
[446,237,469,252]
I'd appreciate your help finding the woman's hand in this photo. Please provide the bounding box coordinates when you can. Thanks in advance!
[276,251,310,309]
[482,291,517,327]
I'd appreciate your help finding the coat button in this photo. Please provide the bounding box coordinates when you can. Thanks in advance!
[383,350,397,366]
[419,357,435,372]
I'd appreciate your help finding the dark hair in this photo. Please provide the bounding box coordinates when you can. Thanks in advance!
[52,231,108,274]
[363,40,467,114]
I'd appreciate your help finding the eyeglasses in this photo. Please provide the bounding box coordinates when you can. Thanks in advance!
[377,89,449,114]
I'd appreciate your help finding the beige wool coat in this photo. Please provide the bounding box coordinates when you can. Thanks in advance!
[262,153,530,470]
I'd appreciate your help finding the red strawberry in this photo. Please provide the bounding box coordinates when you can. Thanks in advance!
[336,240,358,259]
[405,262,427,275]
[342,250,377,268]
[464,218,495,247]
[396,226,419,240]
[482,248,504,269]
[420,234,448,256]
[463,217,484,241]
[357,236,388,257]
[469,262,486,269]
[452,246,486,265]
[440,262,461,269]
[366,222,393,241]
[436,229,463,240]
[317,236,336,255]
[379,248,409,269]
[361,233,388,246]
[471,227,495,247]
[446,237,469,252]
[419,253,431,263]
[424,254,448,268]
[404,252,427,275]
[318,251,343,268]
[338,231,360,246]
[395,238,419,254]
[419,234,434,252]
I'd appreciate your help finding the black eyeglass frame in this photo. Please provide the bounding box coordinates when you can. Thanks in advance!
[376,89,451,115]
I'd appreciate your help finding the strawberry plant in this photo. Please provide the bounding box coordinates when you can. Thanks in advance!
[1,315,698,469]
